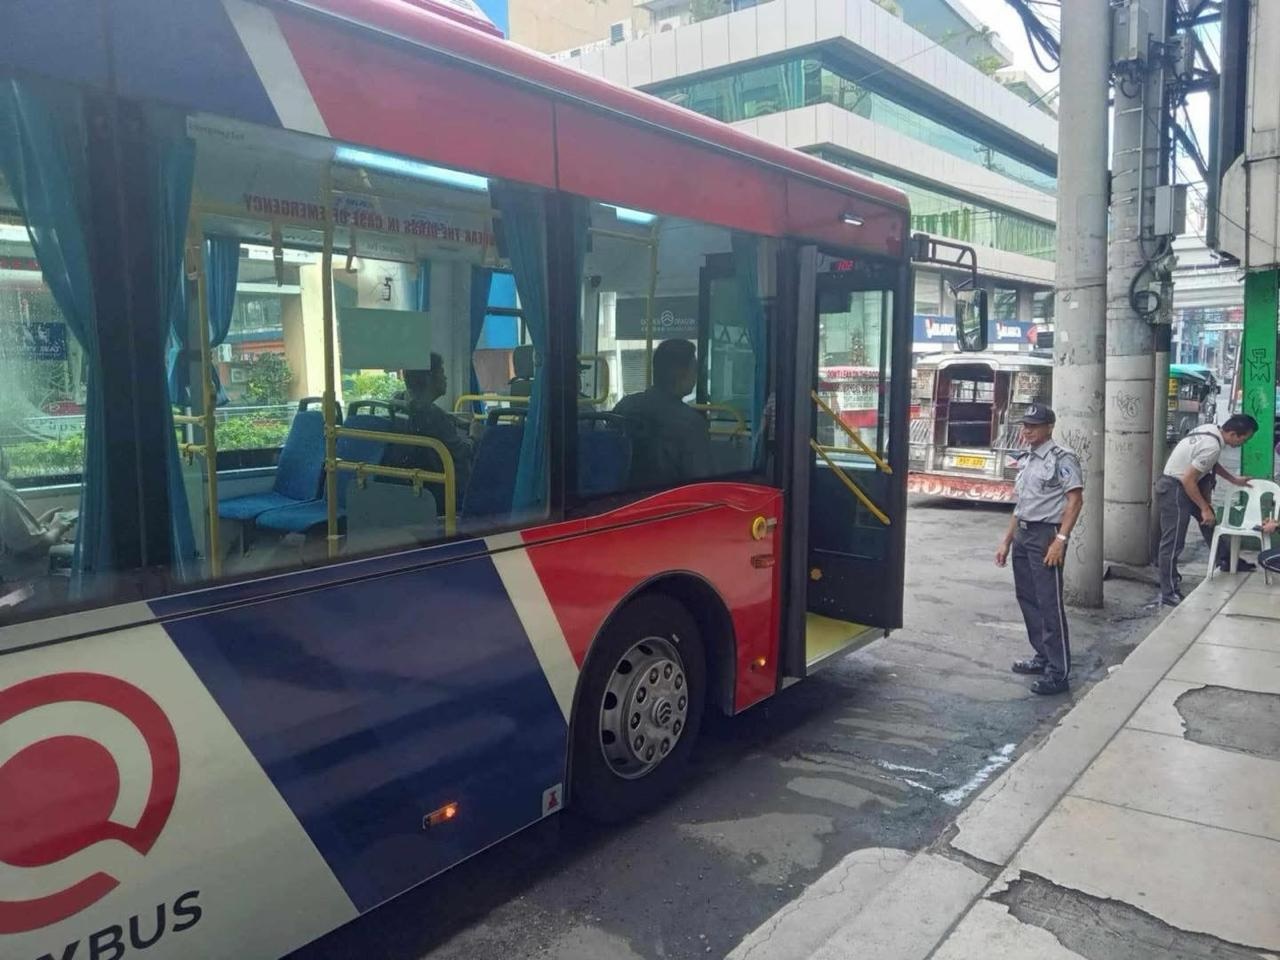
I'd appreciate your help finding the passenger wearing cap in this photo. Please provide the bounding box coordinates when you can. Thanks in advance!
[994,404,1084,695]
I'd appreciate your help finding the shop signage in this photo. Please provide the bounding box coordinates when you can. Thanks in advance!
[912,314,1033,345]
[616,296,699,340]
[0,321,67,361]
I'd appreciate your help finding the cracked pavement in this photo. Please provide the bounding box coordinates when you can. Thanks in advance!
[290,497,1163,960]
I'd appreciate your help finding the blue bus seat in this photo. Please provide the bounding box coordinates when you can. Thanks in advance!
[217,409,327,522]
[256,414,392,534]
[508,345,535,398]
[461,423,524,519]
[578,427,631,497]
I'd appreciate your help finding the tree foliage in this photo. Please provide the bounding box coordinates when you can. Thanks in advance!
[242,353,293,406]
[345,370,403,401]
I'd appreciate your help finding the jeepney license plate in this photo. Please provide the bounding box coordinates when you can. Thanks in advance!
[953,455,988,469]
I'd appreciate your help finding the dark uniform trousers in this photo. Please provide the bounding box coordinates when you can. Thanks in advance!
[1011,520,1070,681]
[1154,473,1218,598]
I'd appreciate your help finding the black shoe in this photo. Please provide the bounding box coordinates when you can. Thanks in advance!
[1031,676,1070,696]
[1160,593,1182,608]
[1012,657,1048,675]
[1219,558,1257,573]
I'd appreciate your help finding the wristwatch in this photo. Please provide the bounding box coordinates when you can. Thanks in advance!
[1055,533,1069,543]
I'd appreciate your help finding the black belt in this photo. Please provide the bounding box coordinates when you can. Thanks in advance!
[1017,519,1060,530]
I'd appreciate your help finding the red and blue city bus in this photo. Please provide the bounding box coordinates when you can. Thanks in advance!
[0,2,913,956]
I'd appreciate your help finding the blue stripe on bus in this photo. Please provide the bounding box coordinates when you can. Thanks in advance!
[108,0,280,128]
[2,1,111,87]
[162,551,567,911]
[149,538,488,618]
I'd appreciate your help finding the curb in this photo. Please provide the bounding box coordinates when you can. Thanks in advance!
[724,572,1248,960]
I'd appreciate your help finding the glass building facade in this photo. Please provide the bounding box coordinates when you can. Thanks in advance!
[813,151,1056,261]
[648,56,1057,194]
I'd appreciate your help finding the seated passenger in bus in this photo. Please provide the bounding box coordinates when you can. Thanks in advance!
[390,354,475,501]
[0,445,75,584]
[613,339,711,488]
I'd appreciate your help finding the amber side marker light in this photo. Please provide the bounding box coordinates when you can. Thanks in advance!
[423,802,459,829]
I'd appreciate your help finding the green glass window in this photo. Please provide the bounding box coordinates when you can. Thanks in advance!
[649,56,1057,196]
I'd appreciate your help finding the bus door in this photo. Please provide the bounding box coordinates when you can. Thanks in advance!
[781,250,910,676]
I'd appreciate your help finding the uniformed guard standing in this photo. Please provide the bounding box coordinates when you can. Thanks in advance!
[995,405,1084,695]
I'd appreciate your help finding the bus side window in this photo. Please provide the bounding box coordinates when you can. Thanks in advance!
[154,111,552,589]
[0,78,116,625]
[574,203,774,502]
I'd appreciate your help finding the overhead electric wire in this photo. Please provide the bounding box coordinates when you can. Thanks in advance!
[1002,0,1061,72]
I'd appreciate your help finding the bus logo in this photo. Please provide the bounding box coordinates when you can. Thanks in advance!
[0,672,180,933]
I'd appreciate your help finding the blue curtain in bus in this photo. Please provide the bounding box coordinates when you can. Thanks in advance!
[731,232,768,462]
[151,128,198,581]
[488,182,547,514]
[468,265,493,395]
[0,78,110,592]
[165,290,186,404]
[170,238,238,409]
[204,236,239,408]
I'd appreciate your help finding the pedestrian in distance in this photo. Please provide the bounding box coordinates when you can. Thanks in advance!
[995,405,1083,696]
[1153,414,1257,608]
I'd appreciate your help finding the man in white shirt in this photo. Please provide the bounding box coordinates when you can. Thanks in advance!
[1154,414,1257,606]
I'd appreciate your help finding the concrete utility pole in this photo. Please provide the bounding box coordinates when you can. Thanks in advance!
[1149,283,1173,561]
[1052,0,1111,607]
[1104,0,1168,565]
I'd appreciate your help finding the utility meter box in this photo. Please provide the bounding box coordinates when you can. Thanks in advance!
[1154,184,1188,237]
[1113,2,1150,66]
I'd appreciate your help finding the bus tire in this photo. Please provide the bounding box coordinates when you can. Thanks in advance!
[571,593,706,823]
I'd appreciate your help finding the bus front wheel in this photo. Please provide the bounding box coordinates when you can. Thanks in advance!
[571,593,706,823]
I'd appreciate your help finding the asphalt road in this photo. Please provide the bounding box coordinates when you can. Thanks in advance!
[292,496,1167,960]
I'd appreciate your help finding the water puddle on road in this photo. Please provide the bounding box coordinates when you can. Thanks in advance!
[939,744,1016,806]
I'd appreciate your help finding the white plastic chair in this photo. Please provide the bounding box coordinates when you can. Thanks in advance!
[1208,479,1280,582]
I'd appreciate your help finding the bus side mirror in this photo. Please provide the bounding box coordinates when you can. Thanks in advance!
[955,289,989,352]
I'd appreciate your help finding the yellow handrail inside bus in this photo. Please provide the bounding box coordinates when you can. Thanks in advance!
[330,426,457,537]
[810,390,893,475]
[810,440,890,526]
[453,394,531,414]
[584,219,659,384]
[321,167,341,558]
[692,403,748,438]
[180,218,223,577]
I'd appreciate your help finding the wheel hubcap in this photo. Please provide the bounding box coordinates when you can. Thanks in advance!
[598,636,688,780]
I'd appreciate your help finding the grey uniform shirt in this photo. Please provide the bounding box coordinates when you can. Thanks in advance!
[1014,439,1084,523]
[1161,425,1223,478]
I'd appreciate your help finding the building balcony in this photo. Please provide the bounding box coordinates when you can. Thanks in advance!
[733,103,1056,224]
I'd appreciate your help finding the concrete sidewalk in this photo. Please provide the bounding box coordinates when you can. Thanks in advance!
[729,571,1280,960]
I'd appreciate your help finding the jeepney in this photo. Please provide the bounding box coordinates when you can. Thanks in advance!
[908,352,1052,503]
